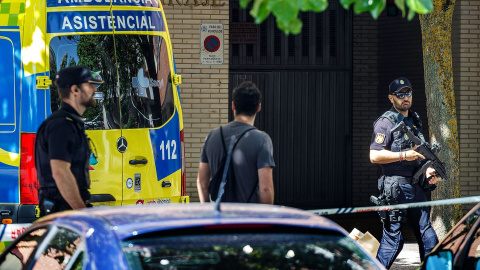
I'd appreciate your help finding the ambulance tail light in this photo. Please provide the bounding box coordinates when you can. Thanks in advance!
[180,129,186,196]
[20,133,39,204]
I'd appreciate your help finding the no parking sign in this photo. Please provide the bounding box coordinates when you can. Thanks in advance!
[200,23,224,64]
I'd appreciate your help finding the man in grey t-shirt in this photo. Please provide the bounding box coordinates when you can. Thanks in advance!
[197,81,275,204]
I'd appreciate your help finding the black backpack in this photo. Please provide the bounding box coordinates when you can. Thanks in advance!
[208,126,256,202]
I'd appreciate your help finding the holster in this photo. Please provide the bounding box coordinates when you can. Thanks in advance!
[383,178,400,202]
[378,176,407,224]
[378,208,388,221]
[40,198,56,216]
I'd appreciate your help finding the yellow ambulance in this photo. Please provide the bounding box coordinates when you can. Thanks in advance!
[0,0,188,239]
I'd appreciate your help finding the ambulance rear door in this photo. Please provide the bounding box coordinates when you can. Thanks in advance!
[46,2,123,206]
[111,4,183,205]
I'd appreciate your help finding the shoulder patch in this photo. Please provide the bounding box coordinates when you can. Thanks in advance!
[375,133,386,144]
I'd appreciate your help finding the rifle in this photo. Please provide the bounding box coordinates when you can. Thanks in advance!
[391,121,447,182]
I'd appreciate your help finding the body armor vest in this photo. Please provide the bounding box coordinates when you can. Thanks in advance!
[374,108,424,177]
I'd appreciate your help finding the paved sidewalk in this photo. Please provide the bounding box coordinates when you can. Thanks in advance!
[328,213,422,269]
[391,243,421,270]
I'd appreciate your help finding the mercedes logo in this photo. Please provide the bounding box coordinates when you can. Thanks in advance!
[117,137,128,153]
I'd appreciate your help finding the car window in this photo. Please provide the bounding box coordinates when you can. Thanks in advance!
[0,228,47,270]
[31,227,83,270]
[69,250,84,270]
[122,233,380,269]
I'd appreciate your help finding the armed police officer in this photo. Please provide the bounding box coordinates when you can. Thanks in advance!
[35,66,103,216]
[370,77,440,269]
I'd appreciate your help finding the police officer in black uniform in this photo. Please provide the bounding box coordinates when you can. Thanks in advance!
[370,77,440,269]
[35,66,103,216]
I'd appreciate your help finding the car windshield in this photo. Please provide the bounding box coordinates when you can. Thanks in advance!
[122,233,380,269]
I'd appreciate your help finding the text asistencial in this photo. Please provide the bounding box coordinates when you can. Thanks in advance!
[47,10,165,33]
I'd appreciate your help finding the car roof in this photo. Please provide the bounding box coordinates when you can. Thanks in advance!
[37,203,348,240]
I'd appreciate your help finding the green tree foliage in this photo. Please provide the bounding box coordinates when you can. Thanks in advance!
[241,0,434,34]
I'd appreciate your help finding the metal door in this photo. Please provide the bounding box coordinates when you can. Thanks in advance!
[230,1,352,209]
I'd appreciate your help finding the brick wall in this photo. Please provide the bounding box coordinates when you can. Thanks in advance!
[351,13,381,205]
[162,1,230,202]
[452,1,480,205]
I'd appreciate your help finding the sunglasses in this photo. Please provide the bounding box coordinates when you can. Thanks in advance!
[391,90,412,99]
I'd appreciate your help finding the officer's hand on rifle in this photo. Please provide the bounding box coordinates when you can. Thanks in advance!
[404,145,426,161]
[426,167,440,184]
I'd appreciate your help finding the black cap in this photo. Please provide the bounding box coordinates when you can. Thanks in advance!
[389,77,412,94]
[55,66,104,88]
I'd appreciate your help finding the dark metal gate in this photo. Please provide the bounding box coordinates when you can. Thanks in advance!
[229,1,352,209]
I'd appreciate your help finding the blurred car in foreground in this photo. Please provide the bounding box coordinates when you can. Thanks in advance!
[0,203,384,269]
[421,202,480,269]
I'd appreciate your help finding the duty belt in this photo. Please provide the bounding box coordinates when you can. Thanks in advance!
[385,176,413,185]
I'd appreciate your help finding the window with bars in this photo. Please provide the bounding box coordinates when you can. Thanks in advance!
[229,1,349,67]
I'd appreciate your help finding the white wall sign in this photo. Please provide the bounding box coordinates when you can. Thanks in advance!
[200,23,224,65]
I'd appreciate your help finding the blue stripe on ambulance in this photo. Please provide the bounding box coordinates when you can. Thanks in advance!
[47,10,165,34]
[149,110,181,181]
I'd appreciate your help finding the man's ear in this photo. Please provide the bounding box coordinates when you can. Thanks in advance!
[388,95,393,104]
[71,85,78,94]
[257,103,261,112]
[231,101,235,111]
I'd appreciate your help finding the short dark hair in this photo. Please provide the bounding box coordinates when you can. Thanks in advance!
[56,85,72,99]
[232,81,261,116]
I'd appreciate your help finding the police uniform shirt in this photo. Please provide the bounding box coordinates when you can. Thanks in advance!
[370,112,420,151]
[370,111,423,177]
[370,117,394,151]
[47,103,86,164]
[37,102,91,198]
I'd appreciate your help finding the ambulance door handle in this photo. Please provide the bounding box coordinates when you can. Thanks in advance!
[162,181,171,188]
[129,159,148,165]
